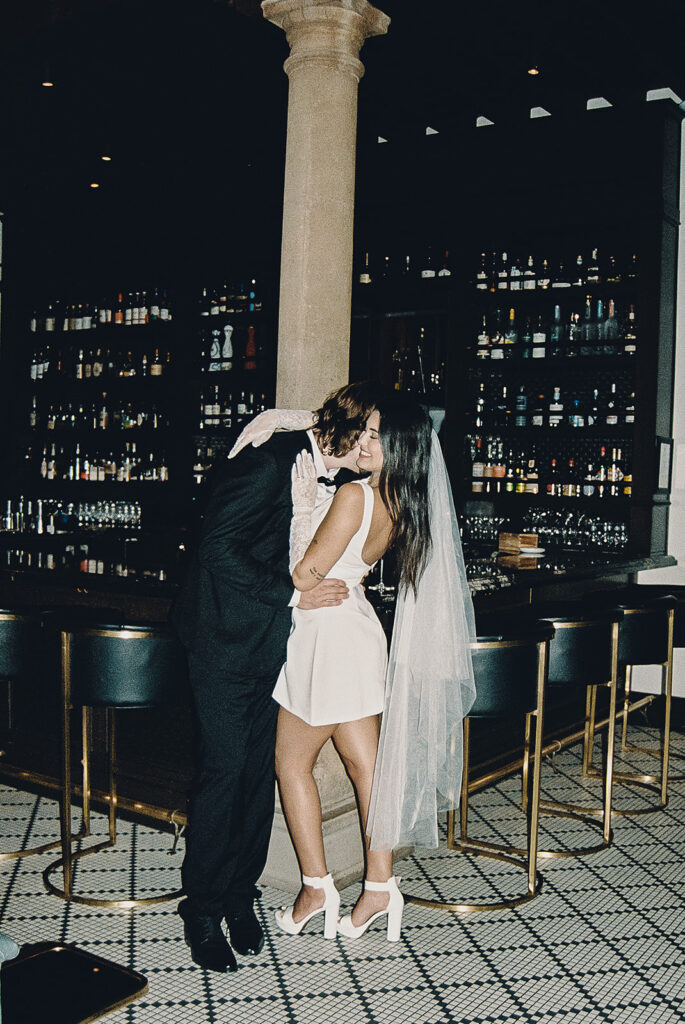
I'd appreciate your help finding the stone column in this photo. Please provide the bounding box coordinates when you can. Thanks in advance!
[262,0,390,410]
[259,0,392,893]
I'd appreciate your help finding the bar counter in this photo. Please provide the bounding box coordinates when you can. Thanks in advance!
[0,549,676,833]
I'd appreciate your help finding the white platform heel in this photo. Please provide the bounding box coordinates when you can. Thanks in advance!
[274,873,340,940]
[337,876,404,942]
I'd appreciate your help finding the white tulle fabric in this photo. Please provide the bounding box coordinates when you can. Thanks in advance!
[367,431,477,851]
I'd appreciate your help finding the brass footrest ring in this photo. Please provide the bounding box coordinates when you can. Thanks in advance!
[406,842,542,913]
[514,802,613,859]
[0,824,87,863]
[43,840,183,908]
[583,765,667,815]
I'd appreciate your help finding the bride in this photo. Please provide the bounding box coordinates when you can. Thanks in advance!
[230,389,476,941]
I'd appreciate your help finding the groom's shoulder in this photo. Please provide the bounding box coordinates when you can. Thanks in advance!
[262,429,313,465]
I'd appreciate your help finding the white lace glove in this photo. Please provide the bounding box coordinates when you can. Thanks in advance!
[289,450,318,572]
[228,409,316,458]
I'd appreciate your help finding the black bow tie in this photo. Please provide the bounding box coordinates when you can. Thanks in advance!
[317,476,335,486]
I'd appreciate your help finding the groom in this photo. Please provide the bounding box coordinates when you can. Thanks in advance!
[172,381,376,973]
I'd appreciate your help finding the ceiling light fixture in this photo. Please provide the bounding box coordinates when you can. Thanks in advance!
[101,155,112,162]
[89,182,100,189]
[41,77,54,87]
[528,66,540,76]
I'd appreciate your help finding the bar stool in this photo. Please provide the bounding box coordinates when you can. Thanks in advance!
[42,614,188,908]
[521,602,622,858]
[0,607,65,861]
[618,583,685,781]
[408,616,553,913]
[584,587,676,814]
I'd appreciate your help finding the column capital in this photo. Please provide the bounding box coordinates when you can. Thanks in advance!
[262,0,389,80]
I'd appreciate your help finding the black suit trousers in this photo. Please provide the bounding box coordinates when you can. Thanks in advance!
[180,647,280,919]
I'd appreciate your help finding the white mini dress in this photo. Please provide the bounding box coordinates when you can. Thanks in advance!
[272,479,388,726]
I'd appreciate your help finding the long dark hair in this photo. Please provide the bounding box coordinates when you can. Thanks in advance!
[375,392,432,594]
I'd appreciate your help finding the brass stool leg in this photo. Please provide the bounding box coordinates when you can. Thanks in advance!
[582,685,596,776]
[107,708,117,844]
[81,707,92,836]
[660,616,674,807]
[601,623,619,845]
[526,641,546,896]
[60,631,73,900]
[621,665,632,749]
[521,712,532,813]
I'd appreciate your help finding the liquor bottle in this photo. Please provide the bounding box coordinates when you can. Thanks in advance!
[595,445,608,497]
[562,458,578,498]
[45,302,57,332]
[515,452,527,494]
[401,254,412,277]
[114,292,124,325]
[580,297,597,355]
[551,258,571,289]
[503,307,518,357]
[586,248,601,286]
[602,299,620,355]
[607,447,624,496]
[471,437,485,492]
[595,299,604,349]
[476,316,490,360]
[474,382,486,429]
[159,289,170,320]
[523,255,536,290]
[29,394,38,429]
[243,325,257,370]
[627,253,639,280]
[587,388,600,427]
[548,386,564,427]
[218,283,228,314]
[199,286,211,317]
[437,249,452,278]
[359,251,372,285]
[475,253,488,291]
[514,385,527,427]
[530,393,545,428]
[524,456,539,495]
[571,254,584,288]
[624,391,635,425]
[569,397,585,428]
[605,382,619,425]
[520,316,533,360]
[605,255,621,284]
[509,256,523,291]
[221,324,234,371]
[532,315,547,359]
[489,310,505,361]
[497,252,509,290]
[546,457,559,496]
[420,247,436,279]
[582,462,596,496]
[75,349,84,380]
[193,446,204,485]
[566,312,581,358]
[504,449,516,493]
[624,304,637,356]
[536,258,551,290]
[149,287,161,320]
[550,304,564,357]
[150,348,163,376]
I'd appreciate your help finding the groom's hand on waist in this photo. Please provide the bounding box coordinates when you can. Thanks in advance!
[297,579,349,610]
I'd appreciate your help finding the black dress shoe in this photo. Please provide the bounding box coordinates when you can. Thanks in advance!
[183,914,238,973]
[226,906,265,956]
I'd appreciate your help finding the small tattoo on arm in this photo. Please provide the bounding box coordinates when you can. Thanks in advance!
[309,566,325,582]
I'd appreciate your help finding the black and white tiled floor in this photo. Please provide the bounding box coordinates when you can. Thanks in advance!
[1,725,684,1024]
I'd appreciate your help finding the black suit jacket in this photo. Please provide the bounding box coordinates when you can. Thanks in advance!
[172,429,313,680]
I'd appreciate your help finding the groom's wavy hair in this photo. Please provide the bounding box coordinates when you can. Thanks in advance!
[312,381,377,456]
[376,392,432,594]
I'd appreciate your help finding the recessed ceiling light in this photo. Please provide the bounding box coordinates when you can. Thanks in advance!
[90,182,100,189]
[528,66,540,76]
[41,79,54,87]
[101,155,112,162]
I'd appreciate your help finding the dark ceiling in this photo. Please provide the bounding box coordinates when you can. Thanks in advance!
[0,0,683,289]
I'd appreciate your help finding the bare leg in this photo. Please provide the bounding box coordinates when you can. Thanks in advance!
[275,708,335,923]
[333,715,393,926]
